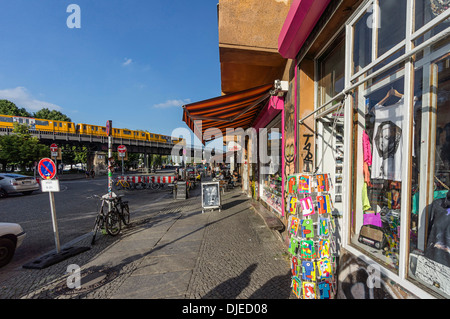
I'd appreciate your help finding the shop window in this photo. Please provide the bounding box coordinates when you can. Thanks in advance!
[377,0,407,57]
[259,115,282,215]
[350,64,406,273]
[415,0,450,32]
[318,32,345,108]
[352,6,373,74]
[408,43,450,298]
[316,32,346,215]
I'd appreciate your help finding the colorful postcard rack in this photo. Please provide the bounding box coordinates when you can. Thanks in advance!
[287,173,337,299]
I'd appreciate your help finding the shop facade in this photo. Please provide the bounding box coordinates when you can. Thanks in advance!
[278,0,450,298]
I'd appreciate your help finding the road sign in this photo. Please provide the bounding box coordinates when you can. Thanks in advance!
[117,145,127,153]
[106,120,112,136]
[38,158,57,180]
[41,179,60,192]
[50,144,58,152]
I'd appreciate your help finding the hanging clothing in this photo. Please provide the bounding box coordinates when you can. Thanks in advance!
[371,97,405,181]
[363,162,372,186]
[362,130,372,166]
[362,182,371,211]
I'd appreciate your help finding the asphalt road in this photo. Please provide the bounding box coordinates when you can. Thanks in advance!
[0,173,175,272]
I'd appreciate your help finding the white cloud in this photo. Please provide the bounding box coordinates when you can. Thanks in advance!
[0,87,62,111]
[122,58,133,66]
[153,98,191,109]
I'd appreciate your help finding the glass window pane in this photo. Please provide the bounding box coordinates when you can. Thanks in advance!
[377,0,406,57]
[319,33,345,107]
[353,7,373,74]
[260,116,282,214]
[350,66,405,273]
[415,0,450,31]
[408,42,450,298]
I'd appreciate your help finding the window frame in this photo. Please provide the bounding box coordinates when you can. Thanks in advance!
[339,0,450,299]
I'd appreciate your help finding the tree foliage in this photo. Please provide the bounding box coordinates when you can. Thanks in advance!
[33,108,72,122]
[0,100,31,117]
[0,123,49,171]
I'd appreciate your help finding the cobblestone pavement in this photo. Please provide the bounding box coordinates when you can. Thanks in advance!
[0,182,294,299]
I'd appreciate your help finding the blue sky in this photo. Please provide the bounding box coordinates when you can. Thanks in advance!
[0,1,221,145]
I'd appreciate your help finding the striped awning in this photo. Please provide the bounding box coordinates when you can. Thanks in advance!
[182,83,273,143]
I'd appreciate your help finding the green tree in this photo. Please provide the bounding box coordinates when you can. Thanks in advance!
[33,108,72,122]
[0,123,49,171]
[0,100,31,117]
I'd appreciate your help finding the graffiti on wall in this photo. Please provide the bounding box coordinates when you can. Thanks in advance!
[284,80,297,216]
[302,134,314,172]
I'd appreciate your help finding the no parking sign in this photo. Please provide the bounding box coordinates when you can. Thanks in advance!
[38,158,57,180]
[38,157,61,253]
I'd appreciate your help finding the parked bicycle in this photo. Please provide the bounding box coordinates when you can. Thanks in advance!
[115,177,131,190]
[112,194,131,226]
[91,193,122,245]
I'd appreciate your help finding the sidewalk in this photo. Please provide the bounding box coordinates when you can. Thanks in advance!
[0,180,294,299]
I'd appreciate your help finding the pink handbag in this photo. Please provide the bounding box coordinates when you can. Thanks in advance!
[363,212,382,228]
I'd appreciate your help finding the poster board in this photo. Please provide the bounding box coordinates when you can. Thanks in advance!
[201,182,221,213]
[176,181,188,199]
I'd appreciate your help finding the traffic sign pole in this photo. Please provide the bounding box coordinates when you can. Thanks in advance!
[49,191,60,253]
[118,145,127,176]
[107,120,113,211]
[38,158,60,253]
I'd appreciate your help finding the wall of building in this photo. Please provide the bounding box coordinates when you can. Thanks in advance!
[218,0,290,94]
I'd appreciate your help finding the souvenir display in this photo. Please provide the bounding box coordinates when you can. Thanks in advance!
[286,173,337,299]
[291,256,300,276]
[289,216,300,236]
[298,196,315,216]
[287,175,298,194]
[301,260,316,281]
[301,219,314,238]
[298,175,311,193]
[288,195,298,215]
[302,282,317,299]
[292,276,302,298]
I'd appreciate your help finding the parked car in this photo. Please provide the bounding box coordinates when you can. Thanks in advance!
[0,173,40,196]
[0,223,26,267]
[0,187,7,198]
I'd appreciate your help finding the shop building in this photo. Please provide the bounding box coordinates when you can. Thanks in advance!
[184,0,450,299]
[278,0,450,298]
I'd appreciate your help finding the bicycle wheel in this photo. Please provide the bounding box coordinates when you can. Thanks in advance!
[105,210,121,236]
[121,203,130,225]
[91,215,101,245]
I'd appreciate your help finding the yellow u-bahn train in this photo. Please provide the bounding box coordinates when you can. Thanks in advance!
[0,114,184,144]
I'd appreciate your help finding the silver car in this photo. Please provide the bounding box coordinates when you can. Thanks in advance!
[0,173,40,197]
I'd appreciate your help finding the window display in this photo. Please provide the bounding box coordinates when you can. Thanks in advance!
[350,69,405,272]
[408,46,450,298]
[345,0,450,297]
[260,115,283,214]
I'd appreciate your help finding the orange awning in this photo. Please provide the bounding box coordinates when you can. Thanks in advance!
[182,83,273,143]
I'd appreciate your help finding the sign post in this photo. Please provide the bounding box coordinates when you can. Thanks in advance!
[118,145,127,175]
[50,144,58,176]
[106,120,113,211]
[23,158,90,269]
[38,158,60,253]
